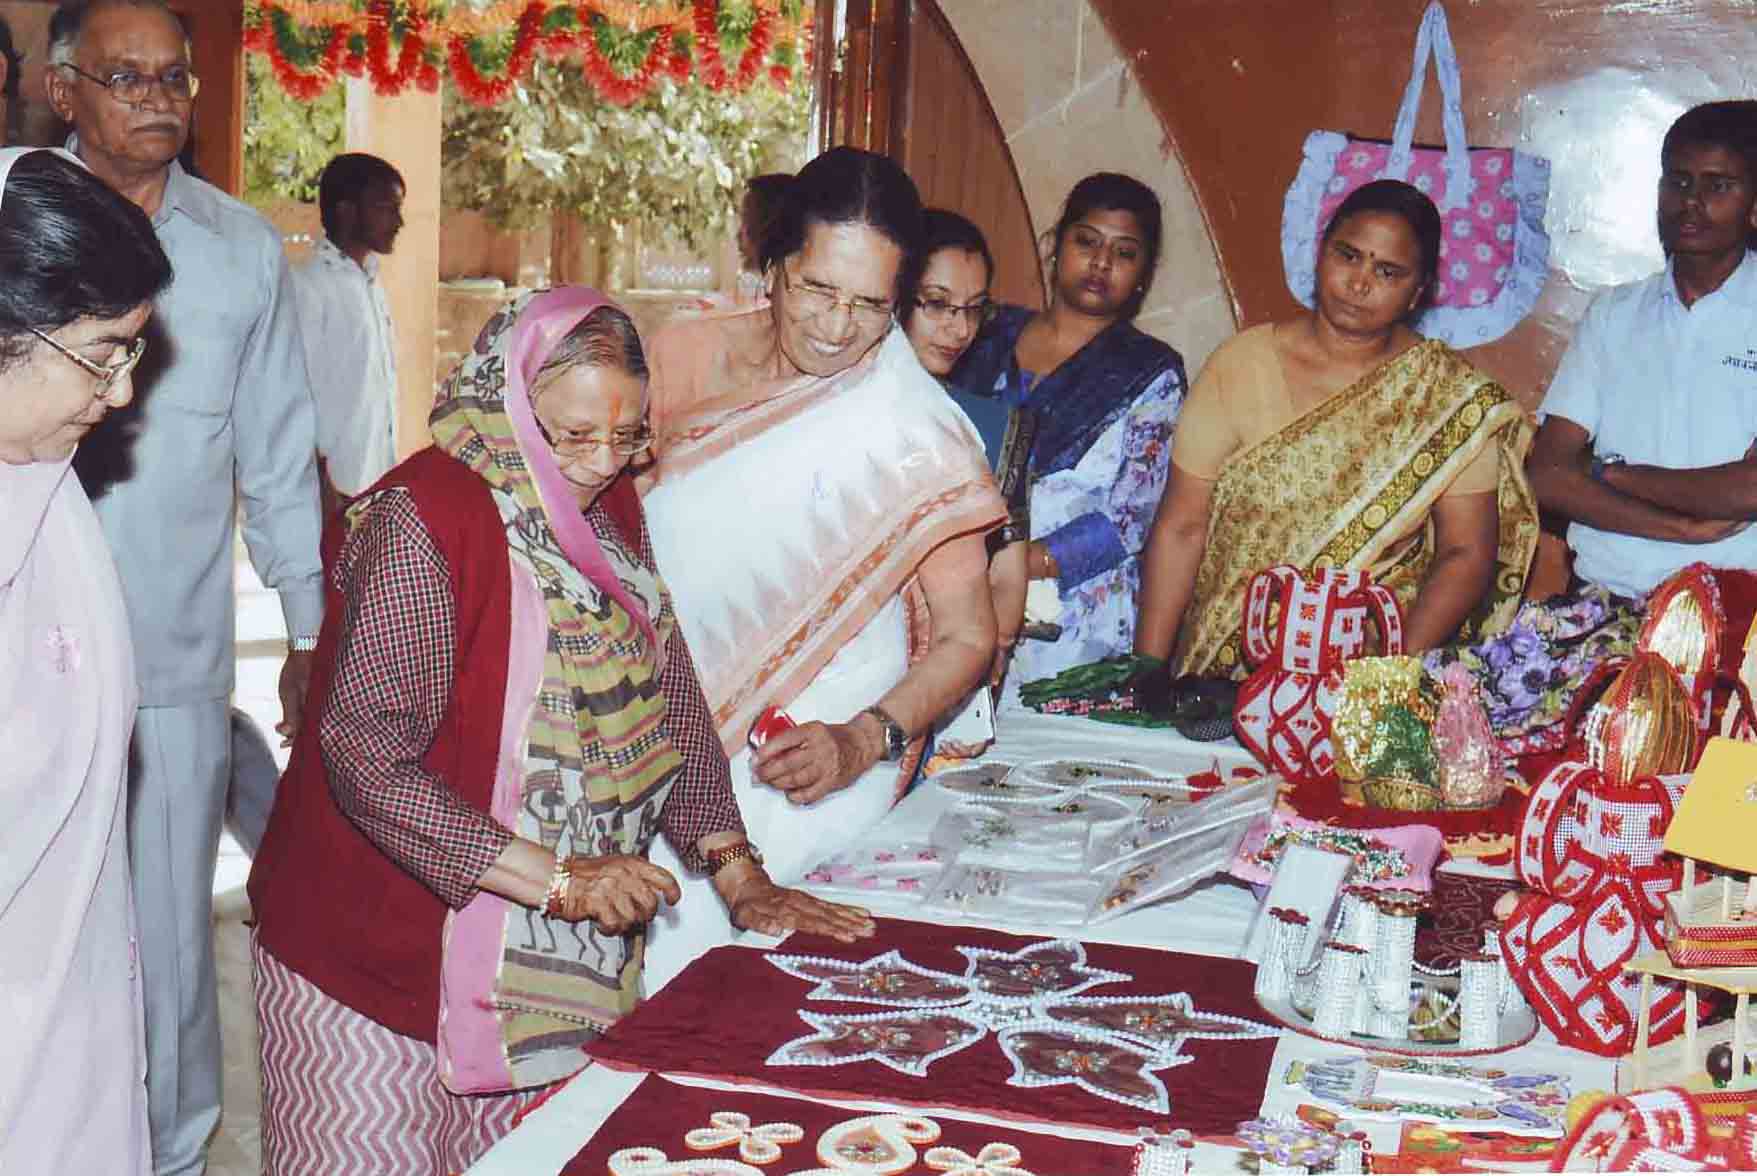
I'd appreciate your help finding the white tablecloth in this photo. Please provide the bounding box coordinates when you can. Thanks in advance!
[469,712,1616,1174]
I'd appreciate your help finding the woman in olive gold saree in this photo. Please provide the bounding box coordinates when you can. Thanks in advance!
[1135,181,1538,674]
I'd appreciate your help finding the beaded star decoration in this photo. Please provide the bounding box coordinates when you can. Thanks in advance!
[763,941,1278,1114]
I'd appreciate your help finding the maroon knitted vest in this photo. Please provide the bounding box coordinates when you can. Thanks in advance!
[249,447,514,1041]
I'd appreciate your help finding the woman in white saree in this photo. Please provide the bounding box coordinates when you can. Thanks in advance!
[640,148,1005,989]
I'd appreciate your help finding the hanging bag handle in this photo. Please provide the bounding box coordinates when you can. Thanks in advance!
[1361,582,1407,656]
[1381,0,1474,210]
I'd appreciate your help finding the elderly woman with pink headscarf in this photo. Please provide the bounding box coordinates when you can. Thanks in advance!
[247,287,872,1173]
[0,147,171,1173]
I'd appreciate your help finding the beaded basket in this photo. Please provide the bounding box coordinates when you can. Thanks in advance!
[1584,650,1699,786]
[1361,774,1444,812]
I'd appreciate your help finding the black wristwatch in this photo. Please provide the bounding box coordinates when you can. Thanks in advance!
[862,704,908,761]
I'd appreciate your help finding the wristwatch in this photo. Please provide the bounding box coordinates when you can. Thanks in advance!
[289,635,319,653]
[1589,452,1625,483]
[862,704,908,762]
[705,841,763,875]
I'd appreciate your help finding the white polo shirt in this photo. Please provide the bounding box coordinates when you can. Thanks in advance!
[1540,251,1757,598]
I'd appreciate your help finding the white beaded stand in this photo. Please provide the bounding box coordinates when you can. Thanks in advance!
[1253,889,1538,1055]
[1367,902,1419,1038]
[1459,952,1503,1050]
[1312,942,1369,1038]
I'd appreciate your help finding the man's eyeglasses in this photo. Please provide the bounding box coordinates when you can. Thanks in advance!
[59,63,200,105]
[778,263,894,330]
[913,295,996,328]
[535,418,654,460]
[31,328,147,391]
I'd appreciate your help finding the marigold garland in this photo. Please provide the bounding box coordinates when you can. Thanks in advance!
[246,0,804,106]
[365,0,426,94]
[580,17,668,106]
[263,11,347,100]
[446,2,546,105]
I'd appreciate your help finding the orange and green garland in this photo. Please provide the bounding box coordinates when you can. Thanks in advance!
[244,0,812,107]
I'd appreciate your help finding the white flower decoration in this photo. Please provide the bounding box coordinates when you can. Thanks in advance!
[1326,175,1349,194]
[1469,287,1490,306]
[1477,201,1497,219]
[1413,173,1434,193]
[924,1142,1037,1175]
[684,1111,806,1165]
[1452,219,1474,238]
[1494,265,1509,283]
[1474,243,1493,263]
[1449,261,1471,280]
[1495,223,1514,242]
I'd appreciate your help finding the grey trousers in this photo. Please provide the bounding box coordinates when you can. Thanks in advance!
[226,707,280,858]
[129,701,229,1176]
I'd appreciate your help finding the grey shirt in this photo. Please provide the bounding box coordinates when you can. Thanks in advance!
[75,158,323,706]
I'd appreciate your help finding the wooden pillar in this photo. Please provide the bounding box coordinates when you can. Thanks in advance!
[171,0,243,194]
[345,76,441,457]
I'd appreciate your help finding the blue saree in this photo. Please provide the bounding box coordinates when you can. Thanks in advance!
[949,304,1187,697]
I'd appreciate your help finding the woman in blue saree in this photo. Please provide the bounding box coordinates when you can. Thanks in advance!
[949,172,1187,703]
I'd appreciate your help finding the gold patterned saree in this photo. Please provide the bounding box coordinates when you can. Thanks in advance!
[1175,340,1538,678]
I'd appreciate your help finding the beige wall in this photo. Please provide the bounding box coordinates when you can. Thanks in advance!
[936,0,1235,375]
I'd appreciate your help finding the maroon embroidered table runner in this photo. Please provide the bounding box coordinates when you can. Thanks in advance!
[559,1074,1139,1174]
[585,917,1280,1135]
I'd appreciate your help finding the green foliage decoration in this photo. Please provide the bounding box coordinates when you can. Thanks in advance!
[243,53,345,205]
[439,64,809,248]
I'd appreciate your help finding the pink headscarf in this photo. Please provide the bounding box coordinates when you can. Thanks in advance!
[437,285,657,648]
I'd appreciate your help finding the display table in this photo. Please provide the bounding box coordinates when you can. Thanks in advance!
[469,712,1617,1174]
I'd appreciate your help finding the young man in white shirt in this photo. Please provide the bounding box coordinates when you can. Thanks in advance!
[1528,100,1757,598]
[292,152,404,514]
[1432,102,1757,748]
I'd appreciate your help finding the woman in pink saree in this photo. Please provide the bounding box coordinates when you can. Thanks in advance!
[640,148,1006,988]
[0,147,172,1174]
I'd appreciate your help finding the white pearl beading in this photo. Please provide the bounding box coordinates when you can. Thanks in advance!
[607,1146,764,1174]
[683,1111,807,1165]
[787,1114,942,1175]
[922,1141,1037,1175]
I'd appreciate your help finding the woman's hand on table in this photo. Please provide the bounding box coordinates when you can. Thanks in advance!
[554,853,682,935]
[751,719,880,805]
[720,868,876,942]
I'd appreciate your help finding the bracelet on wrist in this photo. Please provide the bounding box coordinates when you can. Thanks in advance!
[541,855,570,917]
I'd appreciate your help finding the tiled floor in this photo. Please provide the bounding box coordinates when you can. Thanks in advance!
[205,551,289,1176]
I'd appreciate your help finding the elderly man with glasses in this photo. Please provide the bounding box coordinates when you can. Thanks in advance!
[44,2,323,1174]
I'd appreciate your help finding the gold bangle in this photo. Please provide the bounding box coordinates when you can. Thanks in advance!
[542,855,570,917]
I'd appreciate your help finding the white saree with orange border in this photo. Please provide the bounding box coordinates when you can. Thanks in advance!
[638,313,1004,990]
